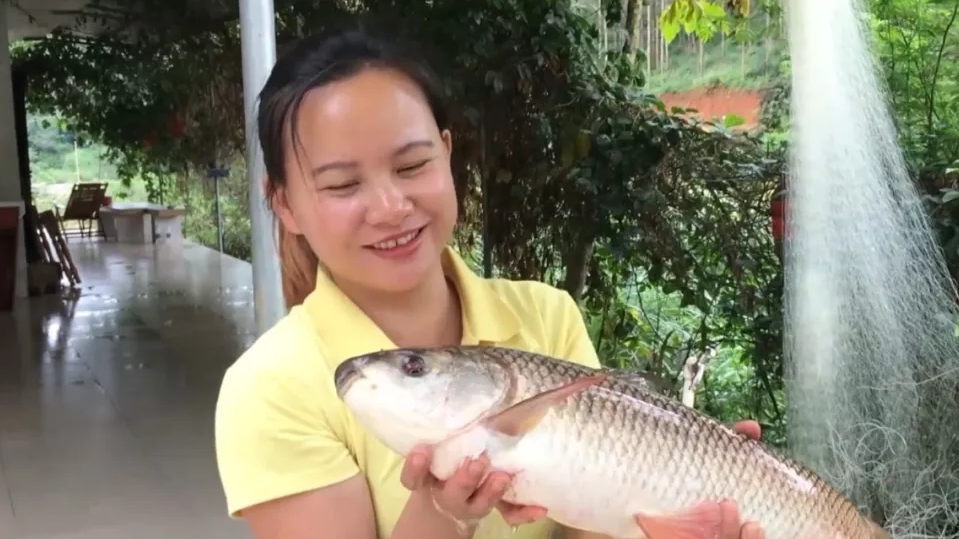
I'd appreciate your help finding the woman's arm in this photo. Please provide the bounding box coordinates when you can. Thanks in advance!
[217,361,527,539]
[241,475,377,539]
[216,355,380,539]
[243,475,485,539]
[392,488,478,538]
[235,428,513,539]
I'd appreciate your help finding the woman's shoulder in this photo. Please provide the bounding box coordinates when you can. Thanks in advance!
[215,307,362,516]
[217,306,339,428]
[482,278,601,369]
[485,277,578,318]
[223,307,325,388]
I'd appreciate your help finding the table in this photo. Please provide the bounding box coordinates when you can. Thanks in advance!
[99,203,186,246]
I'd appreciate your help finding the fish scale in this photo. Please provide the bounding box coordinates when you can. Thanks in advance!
[334,345,888,539]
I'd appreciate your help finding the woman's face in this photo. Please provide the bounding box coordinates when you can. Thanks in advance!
[273,67,457,295]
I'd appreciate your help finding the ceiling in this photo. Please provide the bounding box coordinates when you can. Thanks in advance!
[5,0,237,42]
[4,0,105,41]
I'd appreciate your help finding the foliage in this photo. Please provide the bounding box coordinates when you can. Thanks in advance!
[174,163,254,262]
[659,0,784,44]
[865,0,959,288]
[27,114,118,183]
[870,0,959,173]
[659,0,731,43]
[13,0,789,437]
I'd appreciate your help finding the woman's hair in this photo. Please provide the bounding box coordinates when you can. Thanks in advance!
[257,26,450,309]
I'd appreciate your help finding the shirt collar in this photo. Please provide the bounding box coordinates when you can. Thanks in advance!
[302,247,520,362]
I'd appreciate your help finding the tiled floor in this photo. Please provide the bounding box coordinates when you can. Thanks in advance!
[0,240,259,538]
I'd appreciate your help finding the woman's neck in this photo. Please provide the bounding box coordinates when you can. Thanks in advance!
[334,263,463,348]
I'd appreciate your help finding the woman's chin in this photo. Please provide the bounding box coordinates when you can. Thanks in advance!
[371,271,432,294]
[367,248,442,291]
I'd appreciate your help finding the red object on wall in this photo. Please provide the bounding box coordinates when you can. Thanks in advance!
[0,206,20,312]
[770,197,785,241]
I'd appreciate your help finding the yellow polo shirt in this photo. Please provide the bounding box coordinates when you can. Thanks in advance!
[214,247,601,539]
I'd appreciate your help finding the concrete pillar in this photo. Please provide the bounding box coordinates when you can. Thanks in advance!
[0,7,28,300]
[239,0,286,335]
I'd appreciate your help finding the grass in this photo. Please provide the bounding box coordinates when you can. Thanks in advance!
[645,38,787,94]
[27,114,150,213]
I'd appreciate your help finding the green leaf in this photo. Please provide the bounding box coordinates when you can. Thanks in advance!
[698,0,727,19]
[660,18,682,44]
[722,114,747,128]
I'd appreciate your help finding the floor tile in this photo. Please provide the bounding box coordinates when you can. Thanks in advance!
[0,240,256,538]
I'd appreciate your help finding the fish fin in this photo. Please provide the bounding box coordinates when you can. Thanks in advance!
[607,369,672,395]
[632,503,724,539]
[485,375,606,437]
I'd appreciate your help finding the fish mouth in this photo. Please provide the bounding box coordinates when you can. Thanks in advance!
[334,356,368,398]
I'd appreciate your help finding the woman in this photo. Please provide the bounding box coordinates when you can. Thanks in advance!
[214,26,767,539]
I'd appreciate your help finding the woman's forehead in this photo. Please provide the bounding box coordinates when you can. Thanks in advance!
[290,69,439,161]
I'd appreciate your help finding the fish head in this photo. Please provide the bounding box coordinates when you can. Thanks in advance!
[334,347,511,455]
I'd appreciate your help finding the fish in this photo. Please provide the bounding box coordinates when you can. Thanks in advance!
[333,345,889,539]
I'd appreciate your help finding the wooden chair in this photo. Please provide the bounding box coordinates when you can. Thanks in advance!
[37,209,81,288]
[57,182,108,239]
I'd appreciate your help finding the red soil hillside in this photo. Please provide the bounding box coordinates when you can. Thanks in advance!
[658,88,763,130]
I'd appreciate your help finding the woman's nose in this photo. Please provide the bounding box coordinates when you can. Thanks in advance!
[366,181,413,226]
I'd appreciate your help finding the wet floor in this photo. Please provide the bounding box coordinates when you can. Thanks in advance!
[0,240,258,538]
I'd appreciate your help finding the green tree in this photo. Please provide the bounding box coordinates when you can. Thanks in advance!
[13,0,788,440]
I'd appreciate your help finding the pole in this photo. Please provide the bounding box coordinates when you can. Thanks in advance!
[213,173,223,253]
[239,0,285,336]
[207,165,229,253]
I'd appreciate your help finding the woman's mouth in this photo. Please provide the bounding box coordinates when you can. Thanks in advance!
[366,226,427,259]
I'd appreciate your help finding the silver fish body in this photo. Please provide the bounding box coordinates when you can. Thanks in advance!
[334,346,886,539]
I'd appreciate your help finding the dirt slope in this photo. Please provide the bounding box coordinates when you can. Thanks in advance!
[658,88,762,130]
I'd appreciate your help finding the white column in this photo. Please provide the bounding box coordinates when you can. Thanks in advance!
[239,0,286,336]
[0,7,27,300]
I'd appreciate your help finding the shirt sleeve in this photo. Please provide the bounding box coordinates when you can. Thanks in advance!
[552,290,602,369]
[214,357,360,517]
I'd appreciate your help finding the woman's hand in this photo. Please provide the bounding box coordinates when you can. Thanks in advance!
[399,444,547,527]
[731,420,761,441]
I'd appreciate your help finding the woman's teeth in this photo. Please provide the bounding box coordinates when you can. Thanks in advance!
[372,229,420,250]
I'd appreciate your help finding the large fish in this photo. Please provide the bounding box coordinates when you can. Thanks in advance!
[333,345,889,539]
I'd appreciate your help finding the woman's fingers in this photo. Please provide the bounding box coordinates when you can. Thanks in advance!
[467,471,510,513]
[497,500,548,526]
[732,420,762,441]
[741,522,765,539]
[402,447,546,525]
[437,455,490,516]
[400,445,433,491]
[719,500,742,539]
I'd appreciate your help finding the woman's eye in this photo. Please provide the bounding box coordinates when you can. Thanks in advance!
[397,161,429,176]
[325,181,358,192]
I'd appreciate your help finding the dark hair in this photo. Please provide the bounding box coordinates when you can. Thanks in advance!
[257,26,450,309]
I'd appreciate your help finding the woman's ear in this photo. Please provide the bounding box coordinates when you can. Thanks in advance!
[267,182,302,235]
[440,129,453,158]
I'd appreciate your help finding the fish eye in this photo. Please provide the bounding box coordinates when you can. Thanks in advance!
[400,352,427,377]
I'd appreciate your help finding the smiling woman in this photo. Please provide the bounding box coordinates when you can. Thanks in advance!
[213,24,767,539]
